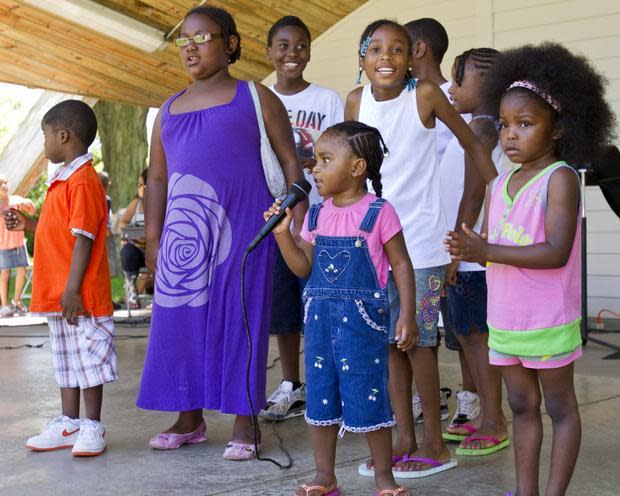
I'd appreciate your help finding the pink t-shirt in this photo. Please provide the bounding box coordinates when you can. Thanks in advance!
[300,193,402,288]
[0,196,36,250]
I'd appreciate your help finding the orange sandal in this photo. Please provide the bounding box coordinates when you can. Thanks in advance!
[296,484,340,495]
[376,488,411,496]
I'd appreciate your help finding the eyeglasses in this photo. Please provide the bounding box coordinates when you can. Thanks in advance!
[174,32,223,48]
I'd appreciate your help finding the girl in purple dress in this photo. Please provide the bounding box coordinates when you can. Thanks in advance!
[137,6,303,460]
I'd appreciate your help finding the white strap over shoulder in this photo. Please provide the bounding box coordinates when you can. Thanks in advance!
[247,80,287,198]
[248,80,268,137]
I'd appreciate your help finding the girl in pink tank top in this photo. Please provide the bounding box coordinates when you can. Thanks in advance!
[445,43,614,496]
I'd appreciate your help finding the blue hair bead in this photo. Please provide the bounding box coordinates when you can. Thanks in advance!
[359,35,371,57]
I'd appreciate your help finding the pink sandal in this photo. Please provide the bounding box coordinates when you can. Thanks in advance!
[148,419,207,450]
[222,441,261,460]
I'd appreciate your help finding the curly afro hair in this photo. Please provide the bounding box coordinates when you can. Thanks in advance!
[483,42,615,166]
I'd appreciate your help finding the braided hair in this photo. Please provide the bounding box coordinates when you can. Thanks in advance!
[357,20,415,91]
[324,121,389,197]
[454,48,499,86]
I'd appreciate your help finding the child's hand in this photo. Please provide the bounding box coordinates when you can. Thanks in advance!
[300,157,317,173]
[444,261,458,294]
[395,316,418,351]
[263,199,293,236]
[60,289,85,326]
[445,223,489,264]
[3,209,26,231]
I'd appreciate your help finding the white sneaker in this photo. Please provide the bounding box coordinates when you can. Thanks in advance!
[26,415,81,451]
[72,419,106,457]
[449,390,480,426]
[413,388,452,424]
[0,305,15,318]
[259,381,306,421]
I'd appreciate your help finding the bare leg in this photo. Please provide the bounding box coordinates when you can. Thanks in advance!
[389,344,417,457]
[12,266,27,304]
[457,329,507,449]
[503,364,543,496]
[539,363,581,496]
[395,346,450,472]
[367,428,411,494]
[277,332,301,383]
[0,269,10,307]
[162,410,204,434]
[82,385,103,421]
[232,415,261,444]
[60,387,81,419]
[294,425,339,496]
[459,348,477,393]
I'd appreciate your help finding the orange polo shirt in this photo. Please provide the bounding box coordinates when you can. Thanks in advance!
[30,160,113,316]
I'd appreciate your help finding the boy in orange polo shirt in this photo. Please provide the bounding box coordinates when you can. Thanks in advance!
[5,100,117,457]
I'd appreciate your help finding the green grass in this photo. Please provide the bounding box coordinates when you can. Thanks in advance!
[111,275,125,303]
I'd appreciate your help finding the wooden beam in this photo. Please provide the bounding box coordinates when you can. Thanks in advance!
[0,0,367,105]
[0,32,176,104]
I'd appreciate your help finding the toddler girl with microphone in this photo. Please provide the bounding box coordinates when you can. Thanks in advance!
[264,121,415,496]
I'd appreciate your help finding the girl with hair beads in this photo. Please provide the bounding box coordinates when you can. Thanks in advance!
[446,42,614,496]
[265,121,415,495]
[346,20,498,477]
[440,48,510,456]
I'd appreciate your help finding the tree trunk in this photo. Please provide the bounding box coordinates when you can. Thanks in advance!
[93,100,148,210]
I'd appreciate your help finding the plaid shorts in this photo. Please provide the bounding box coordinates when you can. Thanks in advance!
[48,316,119,388]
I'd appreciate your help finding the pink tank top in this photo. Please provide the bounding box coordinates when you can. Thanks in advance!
[486,161,582,356]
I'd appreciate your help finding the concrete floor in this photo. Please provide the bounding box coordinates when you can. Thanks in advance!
[1,320,619,496]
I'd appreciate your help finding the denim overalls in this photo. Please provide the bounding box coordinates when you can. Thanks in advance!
[303,198,395,434]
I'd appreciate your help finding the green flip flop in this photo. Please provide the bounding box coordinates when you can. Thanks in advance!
[456,435,510,456]
[442,423,477,442]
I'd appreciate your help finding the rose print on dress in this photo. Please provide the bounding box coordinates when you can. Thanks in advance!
[154,173,232,307]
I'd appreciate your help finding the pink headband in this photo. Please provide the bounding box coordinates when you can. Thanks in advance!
[506,80,561,112]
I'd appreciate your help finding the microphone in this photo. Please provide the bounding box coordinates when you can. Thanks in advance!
[246,178,312,253]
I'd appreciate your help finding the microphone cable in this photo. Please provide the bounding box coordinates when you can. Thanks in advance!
[241,249,293,469]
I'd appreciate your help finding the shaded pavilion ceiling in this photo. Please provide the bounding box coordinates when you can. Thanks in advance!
[0,0,366,107]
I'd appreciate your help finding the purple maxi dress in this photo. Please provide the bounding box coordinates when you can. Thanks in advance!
[137,80,275,415]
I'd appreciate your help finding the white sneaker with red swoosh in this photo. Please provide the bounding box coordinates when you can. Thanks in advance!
[72,419,106,457]
[26,416,81,451]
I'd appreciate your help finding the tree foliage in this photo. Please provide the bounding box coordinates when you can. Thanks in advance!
[93,100,148,210]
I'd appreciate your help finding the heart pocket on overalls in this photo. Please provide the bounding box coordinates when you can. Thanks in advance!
[318,250,351,283]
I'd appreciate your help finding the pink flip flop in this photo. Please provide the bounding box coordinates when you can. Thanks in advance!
[442,422,477,442]
[148,419,207,450]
